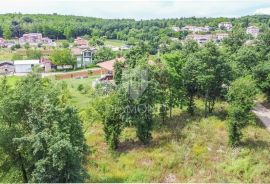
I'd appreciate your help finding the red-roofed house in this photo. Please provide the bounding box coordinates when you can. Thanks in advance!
[96,57,125,80]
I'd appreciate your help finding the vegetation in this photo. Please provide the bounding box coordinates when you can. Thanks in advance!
[1,13,270,182]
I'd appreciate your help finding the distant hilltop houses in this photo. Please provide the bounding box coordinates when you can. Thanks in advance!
[182,25,213,33]
[218,22,233,31]
[246,26,260,38]
[171,22,261,44]
[0,33,56,48]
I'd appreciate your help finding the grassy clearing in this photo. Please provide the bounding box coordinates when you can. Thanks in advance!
[0,49,13,61]
[54,75,101,110]
[105,39,127,47]
[80,99,270,183]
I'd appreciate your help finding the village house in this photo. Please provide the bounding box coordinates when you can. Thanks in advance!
[40,58,54,73]
[71,47,96,68]
[121,45,132,50]
[186,34,216,44]
[171,26,181,32]
[96,57,125,80]
[216,33,229,42]
[246,26,260,38]
[74,37,89,47]
[0,61,15,74]
[182,25,212,33]
[218,22,233,31]
[19,33,53,46]
[14,60,40,73]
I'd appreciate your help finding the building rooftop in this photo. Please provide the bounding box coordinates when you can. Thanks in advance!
[96,57,125,71]
[14,60,40,65]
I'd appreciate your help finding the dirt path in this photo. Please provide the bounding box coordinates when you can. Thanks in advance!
[252,104,270,132]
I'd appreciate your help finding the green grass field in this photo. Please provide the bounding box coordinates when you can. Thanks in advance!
[105,39,127,47]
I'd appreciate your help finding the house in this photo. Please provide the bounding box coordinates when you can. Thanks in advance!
[74,37,89,47]
[121,45,132,50]
[246,26,260,38]
[19,33,53,46]
[71,47,96,68]
[171,26,180,32]
[182,25,212,33]
[14,60,40,73]
[0,61,15,74]
[97,57,125,77]
[40,58,54,73]
[218,22,233,31]
[4,40,16,48]
[216,33,229,42]
[186,34,216,44]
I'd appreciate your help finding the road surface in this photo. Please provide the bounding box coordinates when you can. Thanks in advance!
[252,104,270,132]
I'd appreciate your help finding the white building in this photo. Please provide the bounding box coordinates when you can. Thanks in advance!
[172,26,181,32]
[182,25,211,33]
[186,34,216,44]
[218,22,233,31]
[246,26,260,38]
[14,60,40,73]
[216,33,229,42]
[71,47,96,68]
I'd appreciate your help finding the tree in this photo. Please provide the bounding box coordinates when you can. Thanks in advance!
[94,94,124,150]
[0,74,89,182]
[227,76,257,146]
[182,55,200,115]
[233,46,258,77]
[253,61,270,101]
[114,61,125,85]
[119,63,158,144]
[162,51,186,118]
[93,47,116,64]
[50,49,76,68]
[197,41,231,116]
[223,27,247,53]
[26,49,42,59]
[3,25,11,40]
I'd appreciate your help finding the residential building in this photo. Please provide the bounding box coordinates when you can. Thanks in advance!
[246,26,260,38]
[186,34,216,44]
[40,58,54,73]
[171,26,180,32]
[97,57,125,74]
[216,33,229,42]
[218,22,233,31]
[0,61,15,74]
[121,45,132,50]
[14,60,40,73]
[74,37,89,47]
[182,25,212,33]
[71,47,96,68]
[19,33,53,46]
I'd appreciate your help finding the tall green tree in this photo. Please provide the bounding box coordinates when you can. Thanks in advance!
[50,49,76,67]
[0,74,89,182]
[197,41,231,116]
[3,25,11,40]
[227,76,257,146]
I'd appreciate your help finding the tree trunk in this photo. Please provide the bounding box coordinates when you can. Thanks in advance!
[18,152,28,183]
